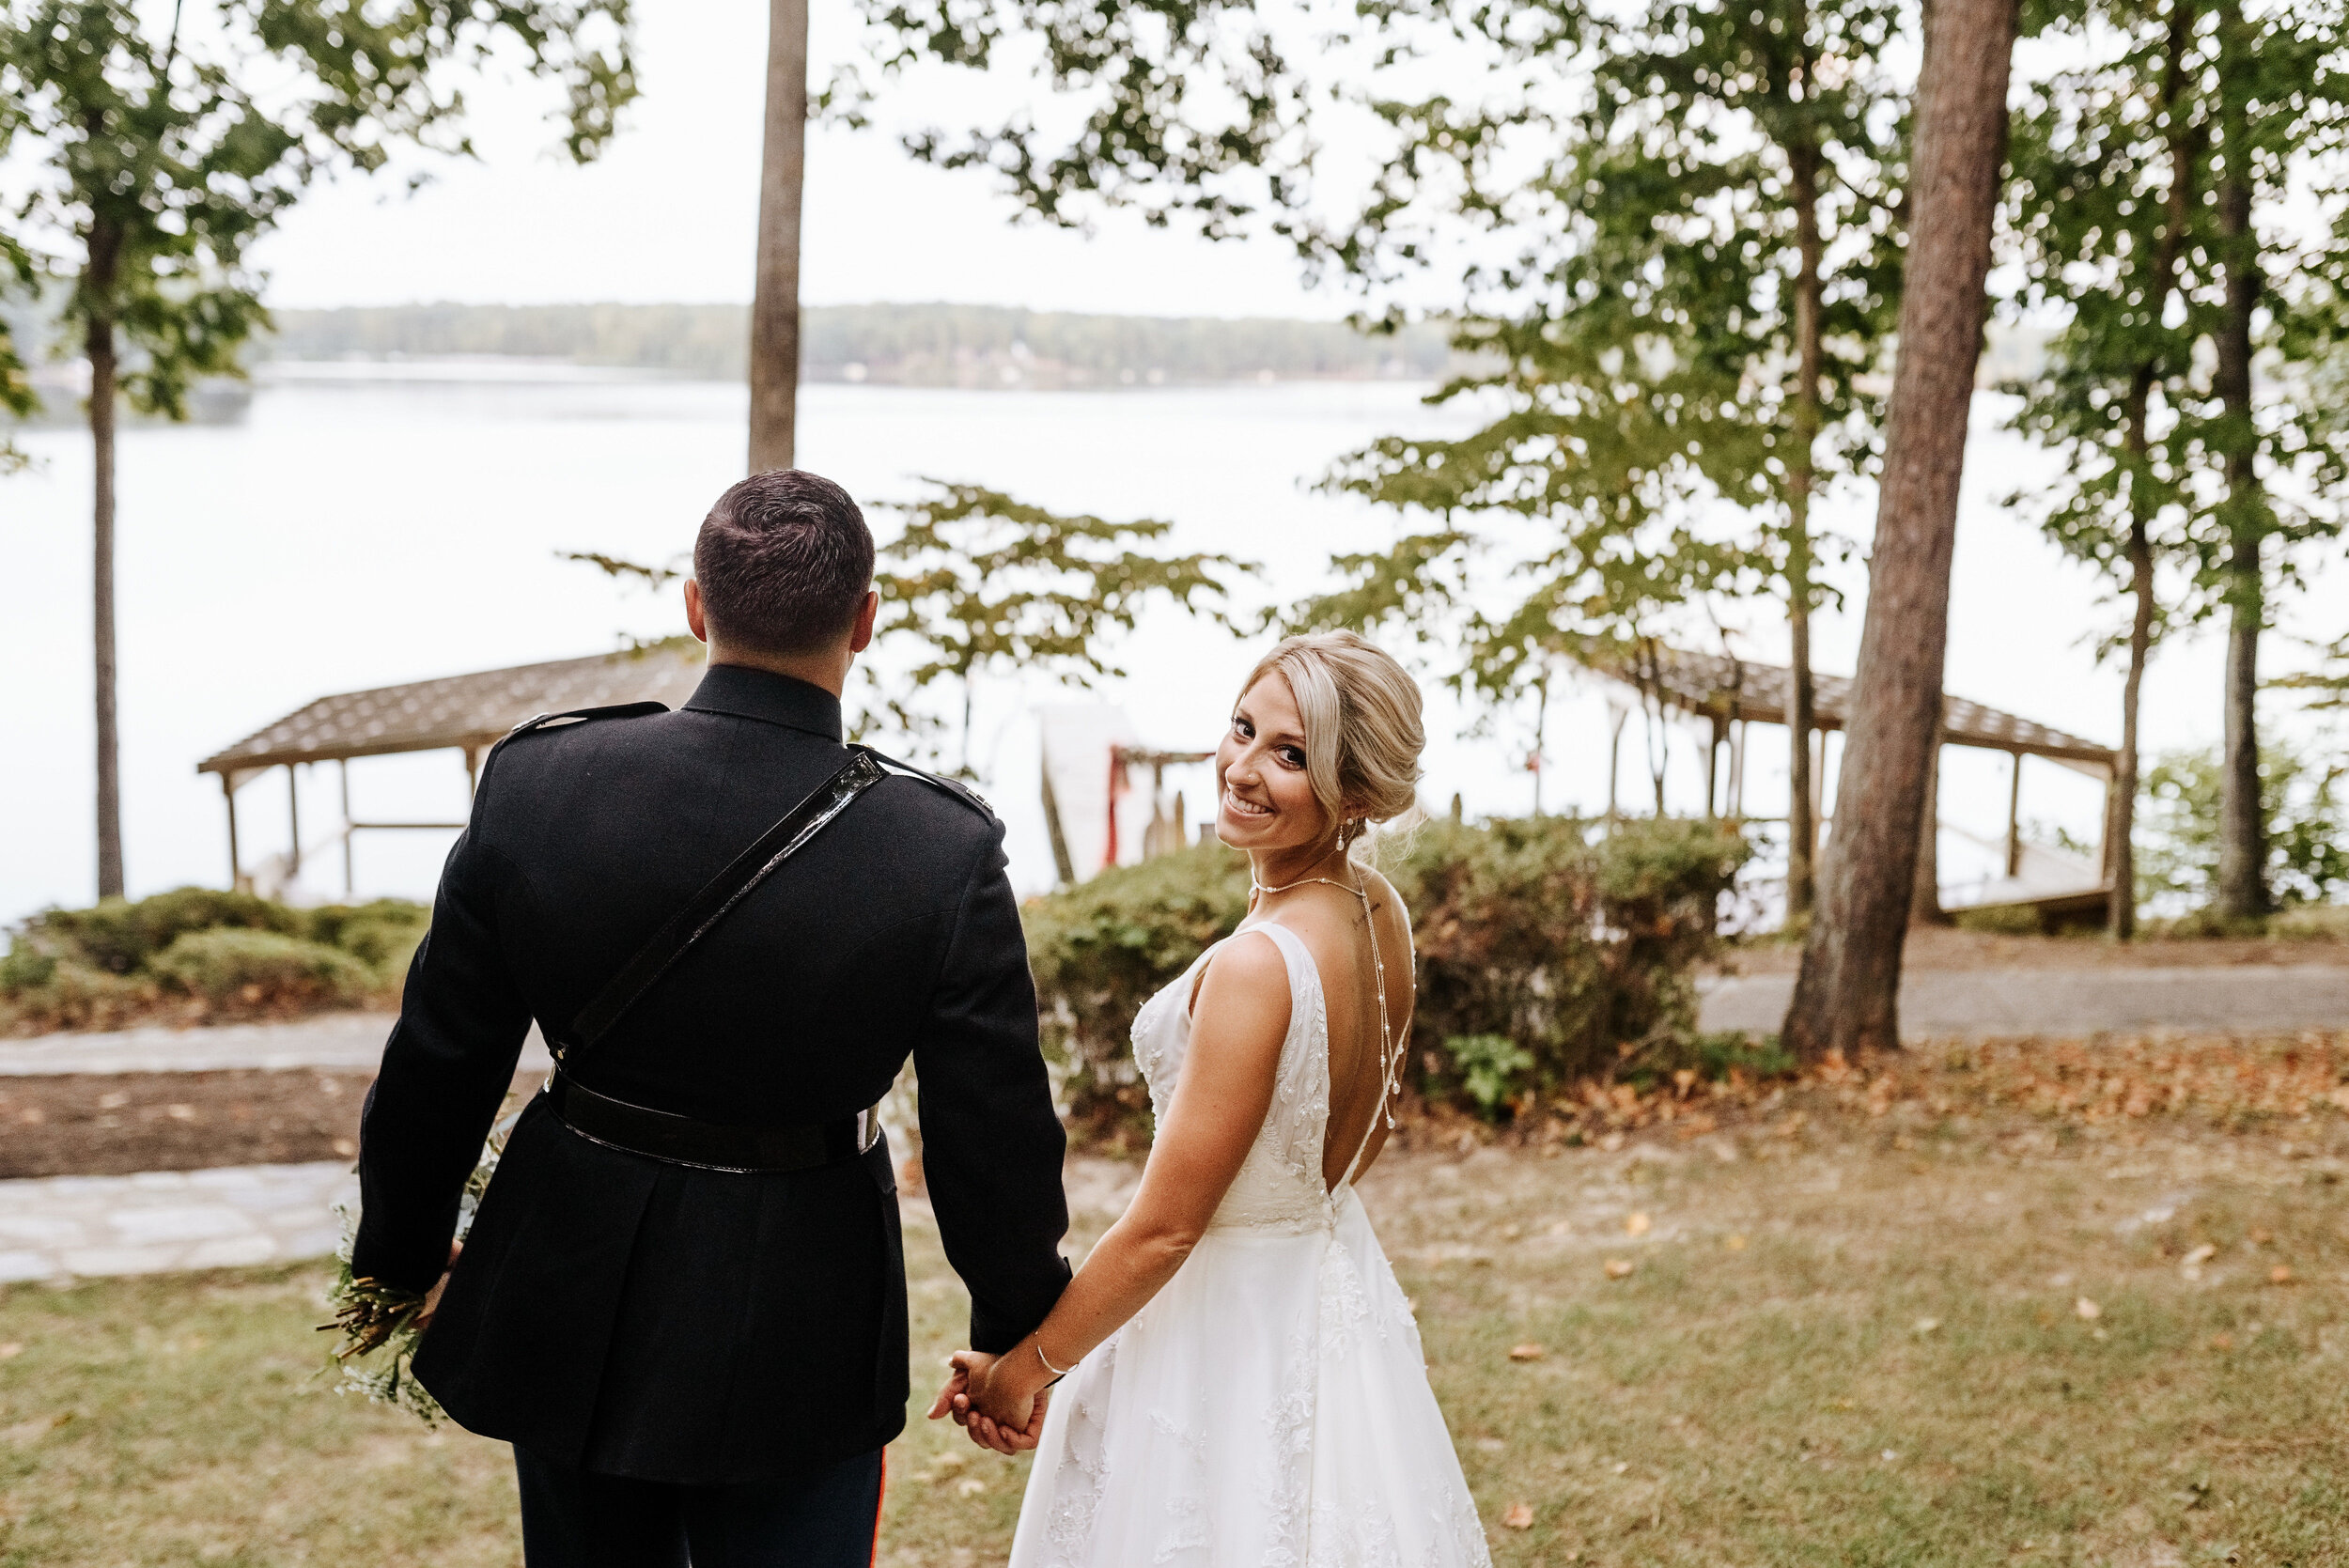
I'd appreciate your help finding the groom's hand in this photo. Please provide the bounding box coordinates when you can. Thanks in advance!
[412,1241,462,1331]
[924,1352,980,1424]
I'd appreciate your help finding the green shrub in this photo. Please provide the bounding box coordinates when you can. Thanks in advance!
[0,958,155,1033]
[21,887,300,975]
[303,900,430,977]
[1446,1033,1534,1121]
[1020,844,1252,1132]
[2267,905,2349,941]
[148,928,376,1008]
[1019,816,1750,1130]
[1,888,429,1033]
[1386,816,1750,1100]
[1952,903,2046,936]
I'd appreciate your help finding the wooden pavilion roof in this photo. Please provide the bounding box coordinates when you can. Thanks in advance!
[197,645,708,775]
[1595,646,2116,768]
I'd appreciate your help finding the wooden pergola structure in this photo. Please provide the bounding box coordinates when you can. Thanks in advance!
[197,646,707,893]
[1590,645,2121,912]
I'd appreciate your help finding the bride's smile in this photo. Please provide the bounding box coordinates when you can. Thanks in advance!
[1214,677,1326,855]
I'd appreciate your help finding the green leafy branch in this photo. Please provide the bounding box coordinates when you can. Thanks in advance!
[869,480,1258,771]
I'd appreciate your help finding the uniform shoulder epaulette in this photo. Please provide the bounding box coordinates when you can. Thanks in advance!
[487,702,669,768]
[474,702,667,800]
[854,745,997,822]
[502,701,671,744]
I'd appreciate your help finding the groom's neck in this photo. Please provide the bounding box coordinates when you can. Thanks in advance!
[704,643,854,697]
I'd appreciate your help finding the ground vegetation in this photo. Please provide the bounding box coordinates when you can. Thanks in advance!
[3,1063,2346,1564]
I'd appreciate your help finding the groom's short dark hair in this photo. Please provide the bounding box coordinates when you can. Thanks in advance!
[694,470,875,656]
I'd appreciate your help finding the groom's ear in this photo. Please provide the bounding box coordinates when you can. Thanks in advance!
[848,588,879,655]
[684,578,709,644]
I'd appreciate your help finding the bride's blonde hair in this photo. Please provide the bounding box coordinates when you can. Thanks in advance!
[1238,631,1424,854]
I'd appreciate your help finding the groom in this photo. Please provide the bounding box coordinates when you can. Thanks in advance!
[350,469,1071,1566]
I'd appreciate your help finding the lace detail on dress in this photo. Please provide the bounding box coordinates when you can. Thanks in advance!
[1134,925,1338,1235]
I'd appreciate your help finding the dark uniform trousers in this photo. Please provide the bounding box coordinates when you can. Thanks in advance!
[514,1446,883,1568]
[351,665,1071,1563]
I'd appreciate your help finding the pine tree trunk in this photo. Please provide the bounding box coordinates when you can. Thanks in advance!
[1782,0,2017,1059]
[1910,733,1944,925]
[748,0,808,474]
[86,232,125,901]
[2212,0,2266,922]
[1784,131,1824,924]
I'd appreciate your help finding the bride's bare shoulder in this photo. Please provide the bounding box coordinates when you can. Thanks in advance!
[1190,925,1295,1033]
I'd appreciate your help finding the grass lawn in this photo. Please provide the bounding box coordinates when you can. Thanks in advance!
[3,1104,2344,1566]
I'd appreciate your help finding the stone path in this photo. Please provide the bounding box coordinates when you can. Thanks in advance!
[0,1012,553,1077]
[1699,964,2349,1038]
[0,1161,353,1283]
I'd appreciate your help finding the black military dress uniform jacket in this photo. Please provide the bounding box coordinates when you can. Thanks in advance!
[350,664,1071,1484]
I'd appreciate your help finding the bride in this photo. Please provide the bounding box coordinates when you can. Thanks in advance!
[931,631,1493,1567]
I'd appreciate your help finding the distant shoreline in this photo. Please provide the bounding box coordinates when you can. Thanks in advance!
[254,301,1466,390]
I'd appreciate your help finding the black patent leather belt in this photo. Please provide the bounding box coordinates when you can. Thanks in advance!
[547,1071,882,1174]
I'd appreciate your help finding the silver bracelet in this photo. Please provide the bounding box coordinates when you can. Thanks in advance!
[1034,1340,1073,1380]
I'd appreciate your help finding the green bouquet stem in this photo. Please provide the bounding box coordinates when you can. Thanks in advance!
[320,1101,522,1423]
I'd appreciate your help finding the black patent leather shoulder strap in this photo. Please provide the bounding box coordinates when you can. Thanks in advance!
[561,748,888,1064]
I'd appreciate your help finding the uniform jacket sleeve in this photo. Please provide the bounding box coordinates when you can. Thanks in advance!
[350,776,536,1295]
[915,825,1072,1352]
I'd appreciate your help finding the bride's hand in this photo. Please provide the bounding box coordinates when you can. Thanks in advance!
[957,1347,1052,1453]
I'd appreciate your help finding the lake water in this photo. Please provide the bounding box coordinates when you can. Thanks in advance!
[0,369,2281,925]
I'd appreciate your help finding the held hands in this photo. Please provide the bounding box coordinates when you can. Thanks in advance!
[925,1348,1051,1454]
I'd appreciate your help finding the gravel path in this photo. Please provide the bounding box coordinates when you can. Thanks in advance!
[1699,964,2349,1037]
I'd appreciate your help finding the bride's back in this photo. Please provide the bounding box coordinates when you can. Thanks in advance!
[1264,869,1415,1192]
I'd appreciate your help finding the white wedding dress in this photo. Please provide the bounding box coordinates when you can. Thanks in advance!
[1007,922,1494,1568]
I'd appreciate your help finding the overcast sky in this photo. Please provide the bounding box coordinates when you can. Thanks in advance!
[251,0,1340,318]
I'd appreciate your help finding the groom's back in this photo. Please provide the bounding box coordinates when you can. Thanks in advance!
[478,670,1000,1123]
[352,473,1069,1490]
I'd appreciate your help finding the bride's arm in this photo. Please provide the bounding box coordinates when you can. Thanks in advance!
[953,930,1292,1440]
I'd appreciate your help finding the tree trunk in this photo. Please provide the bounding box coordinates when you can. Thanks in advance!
[2108,0,2195,940]
[1910,731,1944,925]
[747,0,808,474]
[2108,513,2154,937]
[1782,0,2018,1059]
[1785,130,1825,924]
[86,230,125,901]
[2212,0,2266,922]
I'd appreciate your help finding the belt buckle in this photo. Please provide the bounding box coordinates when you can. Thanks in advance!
[855,1107,881,1155]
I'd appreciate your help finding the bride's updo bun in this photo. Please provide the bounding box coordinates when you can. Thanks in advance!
[1240,631,1424,851]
